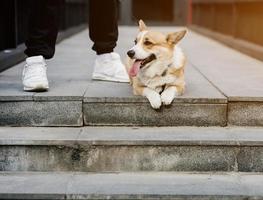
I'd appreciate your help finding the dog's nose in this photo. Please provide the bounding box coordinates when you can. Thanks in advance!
[127,50,135,58]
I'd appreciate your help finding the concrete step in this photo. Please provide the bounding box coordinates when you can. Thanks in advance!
[182,29,263,126]
[0,171,263,199]
[1,127,263,172]
[0,30,227,127]
[1,27,263,127]
[0,62,227,127]
[83,64,226,126]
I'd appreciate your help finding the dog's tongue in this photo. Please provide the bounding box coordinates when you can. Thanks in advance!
[129,60,142,77]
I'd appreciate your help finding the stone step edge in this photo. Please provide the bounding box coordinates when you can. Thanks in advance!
[1,127,263,147]
[0,171,262,199]
[0,97,227,104]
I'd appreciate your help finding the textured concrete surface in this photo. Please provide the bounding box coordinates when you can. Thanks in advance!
[180,28,263,102]
[84,102,227,126]
[228,102,263,126]
[0,101,83,126]
[0,146,238,172]
[0,172,263,199]
[1,127,263,172]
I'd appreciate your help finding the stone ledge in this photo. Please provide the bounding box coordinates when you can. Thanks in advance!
[1,127,263,146]
[84,103,227,126]
[0,101,83,126]
[2,127,263,172]
[228,102,263,126]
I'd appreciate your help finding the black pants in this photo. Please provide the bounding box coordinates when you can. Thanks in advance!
[25,0,119,59]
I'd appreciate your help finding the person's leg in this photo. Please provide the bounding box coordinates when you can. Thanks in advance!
[89,0,119,55]
[89,0,129,83]
[23,0,60,91]
[25,0,60,59]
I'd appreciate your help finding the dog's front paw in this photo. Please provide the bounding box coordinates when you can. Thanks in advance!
[161,87,177,105]
[147,92,162,109]
[149,93,162,109]
[143,88,162,109]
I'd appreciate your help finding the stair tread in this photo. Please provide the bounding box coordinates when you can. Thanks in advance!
[1,127,263,146]
[0,172,263,199]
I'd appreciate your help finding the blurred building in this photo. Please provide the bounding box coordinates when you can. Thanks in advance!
[119,0,263,61]
[119,0,190,25]
[191,0,263,61]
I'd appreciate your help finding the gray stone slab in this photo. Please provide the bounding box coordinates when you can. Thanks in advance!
[1,172,263,199]
[84,63,226,104]
[237,147,263,172]
[2,126,263,146]
[181,29,263,102]
[78,146,237,172]
[228,102,263,126]
[84,103,227,126]
[77,127,263,146]
[33,80,88,101]
[0,127,81,145]
[0,101,83,126]
[3,127,263,172]
[0,146,79,171]
[239,174,263,197]
[0,145,237,172]
[0,172,70,199]
[67,172,251,197]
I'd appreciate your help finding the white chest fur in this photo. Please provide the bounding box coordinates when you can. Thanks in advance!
[138,72,177,91]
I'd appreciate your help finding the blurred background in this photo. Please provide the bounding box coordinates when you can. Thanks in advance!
[1,0,263,71]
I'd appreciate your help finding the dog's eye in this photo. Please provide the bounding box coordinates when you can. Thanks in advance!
[134,39,137,44]
[144,41,153,46]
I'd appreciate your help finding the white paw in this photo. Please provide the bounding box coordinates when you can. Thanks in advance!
[161,87,177,105]
[148,93,162,109]
[143,88,162,109]
[144,92,161,110]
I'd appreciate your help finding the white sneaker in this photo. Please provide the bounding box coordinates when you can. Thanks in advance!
[92,52,129,83]
[22,56,49,91]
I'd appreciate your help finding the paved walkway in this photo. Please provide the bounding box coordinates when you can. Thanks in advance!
[0,27,263,126]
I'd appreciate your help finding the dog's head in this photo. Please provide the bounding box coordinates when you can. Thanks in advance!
[127,20,186,77]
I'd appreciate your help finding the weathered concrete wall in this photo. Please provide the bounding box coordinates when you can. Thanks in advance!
[228,102,263,126]
[0,101,83,126]
[1,145,261,172]
[84,103,227,126]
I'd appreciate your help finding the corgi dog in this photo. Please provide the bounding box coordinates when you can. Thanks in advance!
[126,20,187,109]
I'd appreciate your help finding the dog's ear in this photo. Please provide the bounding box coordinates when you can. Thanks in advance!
[139,20,147,31]
[167,30,187,46]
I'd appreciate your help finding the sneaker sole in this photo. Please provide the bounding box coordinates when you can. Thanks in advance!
[92,74,130,83]
[24,85,49,92]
